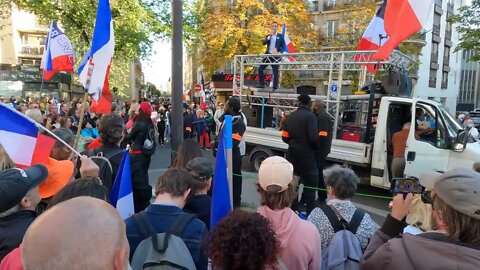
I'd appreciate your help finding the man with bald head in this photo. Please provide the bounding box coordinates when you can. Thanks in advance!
[312,99,333,205]
[22,197,130,270]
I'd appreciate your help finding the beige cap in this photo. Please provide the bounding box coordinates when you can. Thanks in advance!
[258,156,294,193]
[419,168,480,219]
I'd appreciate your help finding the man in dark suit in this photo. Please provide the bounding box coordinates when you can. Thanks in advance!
[258,21,285,91]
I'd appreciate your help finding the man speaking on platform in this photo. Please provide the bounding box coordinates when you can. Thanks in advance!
[257,21,285,91]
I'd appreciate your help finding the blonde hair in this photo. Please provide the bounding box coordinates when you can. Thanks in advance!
[128,102,139,120]
[0,144,15,170]
[406,195,433,232]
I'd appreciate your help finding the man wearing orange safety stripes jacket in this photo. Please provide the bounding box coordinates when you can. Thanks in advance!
[224,97,246,208]
[281,93,319,215]
[312,100,333,205]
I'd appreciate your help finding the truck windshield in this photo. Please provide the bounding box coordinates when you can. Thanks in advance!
[439,106,463,138]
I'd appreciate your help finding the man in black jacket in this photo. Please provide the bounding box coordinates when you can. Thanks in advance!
[281,94,319,215]
[312,100,333,204]
[258,21,285,91]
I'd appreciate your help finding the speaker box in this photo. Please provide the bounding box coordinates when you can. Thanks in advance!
[242,105,273,128]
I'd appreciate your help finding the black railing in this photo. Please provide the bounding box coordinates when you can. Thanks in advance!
[429,79,437,88]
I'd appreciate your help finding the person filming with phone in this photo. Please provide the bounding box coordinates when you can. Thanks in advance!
[361,168,480,269]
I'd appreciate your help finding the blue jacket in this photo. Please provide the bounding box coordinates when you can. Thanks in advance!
[80,128,99,138]
[125,204,208,270]
[263,33,285,54]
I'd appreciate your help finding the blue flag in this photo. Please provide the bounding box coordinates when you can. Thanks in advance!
[210,128,232,230]
[109,150,134,220]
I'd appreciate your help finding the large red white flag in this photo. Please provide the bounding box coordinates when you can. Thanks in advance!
[373,0,433,60]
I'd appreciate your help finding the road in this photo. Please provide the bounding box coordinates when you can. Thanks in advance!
[148,143,390,227]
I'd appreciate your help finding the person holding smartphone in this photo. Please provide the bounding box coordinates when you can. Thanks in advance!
[361,168,480,269]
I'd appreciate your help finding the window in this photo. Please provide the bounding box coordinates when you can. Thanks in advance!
[415,103,448,149]
[429,69,437,88]
[310,0,319,12]
[441,71,448,88]
[433,13,441,34]
[432,42,439,53]
[326,20,338,38]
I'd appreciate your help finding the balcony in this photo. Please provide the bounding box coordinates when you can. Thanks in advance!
[441,82,448,89]
[18,46,44,58]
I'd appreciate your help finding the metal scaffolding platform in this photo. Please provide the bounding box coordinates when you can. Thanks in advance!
[232,50,416,138]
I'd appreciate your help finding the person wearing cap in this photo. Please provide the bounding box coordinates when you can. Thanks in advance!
[222,97,246,208]
[184,157,213,229]
[257,156,321,270]
[361,168,480,269]
[124,101,155,212]
[0,165,48,261]
[281,93,319,215]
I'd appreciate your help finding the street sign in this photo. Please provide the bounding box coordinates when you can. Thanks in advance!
[194,84,201,92]
[330,83,338,93]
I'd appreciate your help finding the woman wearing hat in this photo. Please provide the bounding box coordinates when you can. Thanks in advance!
[124,101,155,212]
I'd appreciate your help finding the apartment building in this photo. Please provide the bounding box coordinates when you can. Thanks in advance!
[457,49,480,112]
[0,6,143,100]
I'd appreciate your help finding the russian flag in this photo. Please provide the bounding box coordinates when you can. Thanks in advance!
[0,103,55,169]
[40,22,75,80]
[373,0,433,60]
[78,0,114,114]
[356,0,387,73]
[110,149,134,219]
[210,127,232,230]
[281,23,296,54]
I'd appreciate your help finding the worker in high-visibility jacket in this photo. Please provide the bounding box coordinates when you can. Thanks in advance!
[281,93,319,215]
[312,100,333,205]
[224,97,246,208]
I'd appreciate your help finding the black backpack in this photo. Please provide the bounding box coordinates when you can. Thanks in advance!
[142,127,157,156]
[87,148,125,191]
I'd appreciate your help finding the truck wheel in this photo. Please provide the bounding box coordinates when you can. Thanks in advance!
[252,151,271,172]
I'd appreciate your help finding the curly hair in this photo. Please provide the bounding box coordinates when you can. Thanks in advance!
[99,114,125,146]
[208,210,280,270]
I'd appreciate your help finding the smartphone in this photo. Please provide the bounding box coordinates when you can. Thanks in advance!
[391,177,424,194]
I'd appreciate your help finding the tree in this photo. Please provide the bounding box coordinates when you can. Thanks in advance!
[323,0,379,49]
[198,0,319,75]
[449,0,480,60]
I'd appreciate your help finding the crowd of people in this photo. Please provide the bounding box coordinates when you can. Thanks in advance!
[1,94,480,270]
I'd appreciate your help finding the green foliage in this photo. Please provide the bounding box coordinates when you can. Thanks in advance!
[281,71,296,88]
[199,0,319,75]
[449,0,480,61]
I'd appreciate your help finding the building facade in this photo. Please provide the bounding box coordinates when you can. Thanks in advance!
[457,49,480,112]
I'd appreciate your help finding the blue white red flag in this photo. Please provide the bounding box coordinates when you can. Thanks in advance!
[210,128,232,230]
[200,73,206,110]
[0,103,55,169]
[356,0,388,73]
[110,149,134,220]
[78,0,114,114]
[40,21,75,80]
[281,23,296,54]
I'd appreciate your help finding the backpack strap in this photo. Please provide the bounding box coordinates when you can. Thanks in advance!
[169,213,196,236]
[319,205,346,233]
[132,212,157,239]
[103,148,125,159]
[347,209,365,235]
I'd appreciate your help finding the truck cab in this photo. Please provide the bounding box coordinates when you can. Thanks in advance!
[370,97,475,188]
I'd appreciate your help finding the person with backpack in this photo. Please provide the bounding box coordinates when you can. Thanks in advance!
[82,114,127,192]
[257,156,322,270]
[124,101,156,212]
[307,166,375,269]
[125,168,208,270]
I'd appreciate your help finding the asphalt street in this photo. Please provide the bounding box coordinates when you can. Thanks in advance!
[148,143,390,227]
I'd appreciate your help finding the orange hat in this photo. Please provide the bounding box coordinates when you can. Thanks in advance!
[39,158,74,199]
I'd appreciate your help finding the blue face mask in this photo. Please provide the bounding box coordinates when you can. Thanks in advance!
[468,124,475,128]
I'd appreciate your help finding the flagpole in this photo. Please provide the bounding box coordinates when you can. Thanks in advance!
[0,103,82,157]
[224,115,233,208]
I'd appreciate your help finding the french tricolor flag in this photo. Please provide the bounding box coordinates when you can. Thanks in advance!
[281,23,296,54]
[200,73,207,110]
[373,0,433,60]
[356,1,388,73]
[110,149,134,219]
[40,22,75,80]
[78,0,114,114]
[0,104,55,169]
